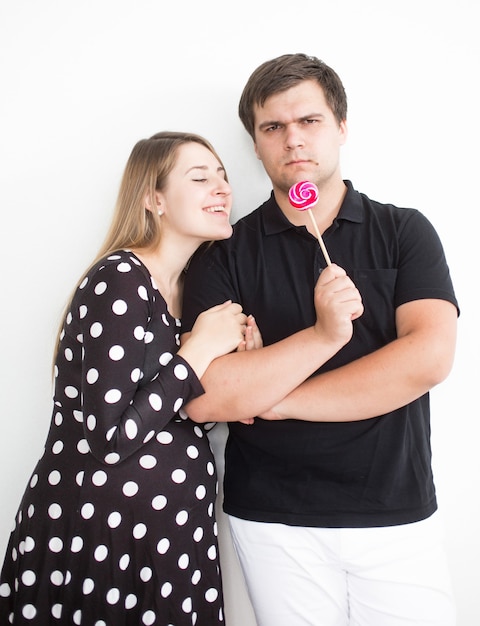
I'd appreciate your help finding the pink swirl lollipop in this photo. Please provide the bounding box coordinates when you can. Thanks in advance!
[288,181,331,265]
[288,180,319,210]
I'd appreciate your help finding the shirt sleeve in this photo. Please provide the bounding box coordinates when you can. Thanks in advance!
[394,209,459,313]
[182,242,238,333]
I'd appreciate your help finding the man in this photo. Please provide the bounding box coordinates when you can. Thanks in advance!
[181,53,458,625]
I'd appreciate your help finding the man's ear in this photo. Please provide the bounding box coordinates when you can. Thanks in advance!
[339,120,348,146]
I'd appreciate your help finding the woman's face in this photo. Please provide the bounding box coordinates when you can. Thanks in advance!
[158,142,233,243]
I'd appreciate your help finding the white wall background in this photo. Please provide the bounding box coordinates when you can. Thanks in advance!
[0,0,478,623]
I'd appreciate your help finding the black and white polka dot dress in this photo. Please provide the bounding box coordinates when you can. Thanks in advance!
[0,250,224,625]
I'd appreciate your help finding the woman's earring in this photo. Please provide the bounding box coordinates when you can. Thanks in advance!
[158,209,163,216]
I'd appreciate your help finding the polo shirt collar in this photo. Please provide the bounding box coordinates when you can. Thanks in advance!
[262,180,364,236]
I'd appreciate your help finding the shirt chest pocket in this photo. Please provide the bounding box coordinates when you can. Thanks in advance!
[353,269,398,342]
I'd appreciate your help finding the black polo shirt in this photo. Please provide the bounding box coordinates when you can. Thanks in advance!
[182,180,458,528]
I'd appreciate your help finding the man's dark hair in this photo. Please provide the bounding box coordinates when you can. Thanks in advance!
[238,53,347,140]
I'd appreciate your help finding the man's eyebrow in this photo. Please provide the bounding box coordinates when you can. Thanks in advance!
[257,113,325,130]
[258,120,280,130]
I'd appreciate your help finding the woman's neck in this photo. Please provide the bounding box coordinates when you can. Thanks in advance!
[131,243,190,318]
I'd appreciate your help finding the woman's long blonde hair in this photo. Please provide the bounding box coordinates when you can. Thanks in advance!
[53,130,225,365]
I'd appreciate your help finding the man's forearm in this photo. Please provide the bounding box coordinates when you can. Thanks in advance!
[185,326,345,422]
[265,300,458,422]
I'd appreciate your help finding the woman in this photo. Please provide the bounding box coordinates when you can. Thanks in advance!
[0,131,248,625]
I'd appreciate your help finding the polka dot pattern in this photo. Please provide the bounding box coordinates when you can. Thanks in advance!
[0,251,224,624]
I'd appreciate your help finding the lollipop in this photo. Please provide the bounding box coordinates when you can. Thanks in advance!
[288,181,331,265]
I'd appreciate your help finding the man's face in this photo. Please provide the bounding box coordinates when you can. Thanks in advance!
[252,79,347,195]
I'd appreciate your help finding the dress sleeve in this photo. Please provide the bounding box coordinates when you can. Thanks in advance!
[63,256,204,465]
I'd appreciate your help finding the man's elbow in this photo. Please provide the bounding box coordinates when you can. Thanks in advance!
[184,394,232,423]
[184,398,214,423]
[425,340,457,388]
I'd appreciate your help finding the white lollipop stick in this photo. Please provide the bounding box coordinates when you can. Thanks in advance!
[305,208,331,266]
[288,181,332,266]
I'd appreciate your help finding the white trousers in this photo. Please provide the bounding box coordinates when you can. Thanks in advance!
[228,513,456,626]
